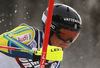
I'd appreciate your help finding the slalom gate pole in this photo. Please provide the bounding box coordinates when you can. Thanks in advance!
[40,0,54,68]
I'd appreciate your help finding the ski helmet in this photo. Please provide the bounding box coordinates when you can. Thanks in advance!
[42,3,82,43]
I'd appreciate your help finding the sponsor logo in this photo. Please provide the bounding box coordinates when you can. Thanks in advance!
[51,48,62,52]
[16,33,31,42]
[40,52,46,68]
[51,24,55,29]
[19,58,40,68]
[64,18,80,23]
[30,40,37,48]
[16,58,58,68]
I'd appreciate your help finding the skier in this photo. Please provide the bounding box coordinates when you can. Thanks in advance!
[0,3,82,68]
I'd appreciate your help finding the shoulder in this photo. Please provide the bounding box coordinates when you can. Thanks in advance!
[6,23,37,44]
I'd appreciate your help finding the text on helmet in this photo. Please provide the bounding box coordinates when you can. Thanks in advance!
[64,18,80,24]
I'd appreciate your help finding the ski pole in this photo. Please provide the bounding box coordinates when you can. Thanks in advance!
[0,45,35,53]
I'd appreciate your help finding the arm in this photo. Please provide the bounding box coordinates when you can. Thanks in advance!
[0,24,63,62]
[0,25,35,59]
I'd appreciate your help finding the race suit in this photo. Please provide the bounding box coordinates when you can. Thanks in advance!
[0,24,61,68]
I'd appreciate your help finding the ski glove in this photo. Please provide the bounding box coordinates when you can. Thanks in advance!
[35,45,63,61]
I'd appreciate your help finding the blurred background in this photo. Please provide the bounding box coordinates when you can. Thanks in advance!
[0,0,100,68]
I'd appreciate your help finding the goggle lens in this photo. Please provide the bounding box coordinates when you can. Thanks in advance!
[56,28,79,42]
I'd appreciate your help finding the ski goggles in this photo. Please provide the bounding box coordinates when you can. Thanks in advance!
[55,28,79,43]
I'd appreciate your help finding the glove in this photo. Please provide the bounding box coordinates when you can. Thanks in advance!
[35,45,63,61]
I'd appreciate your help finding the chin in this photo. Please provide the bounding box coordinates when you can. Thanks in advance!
[62,47,69,51]
[62,48,65,51]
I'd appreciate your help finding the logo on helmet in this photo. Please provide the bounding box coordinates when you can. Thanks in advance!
[64,18,80,24]
[51,24,55,29]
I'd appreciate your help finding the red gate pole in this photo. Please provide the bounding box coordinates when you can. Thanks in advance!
[40,0,54,68]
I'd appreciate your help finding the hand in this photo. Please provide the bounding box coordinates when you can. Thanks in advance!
[35,45,63,61]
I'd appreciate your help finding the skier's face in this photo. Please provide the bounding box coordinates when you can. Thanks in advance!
[50,33,71,51]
